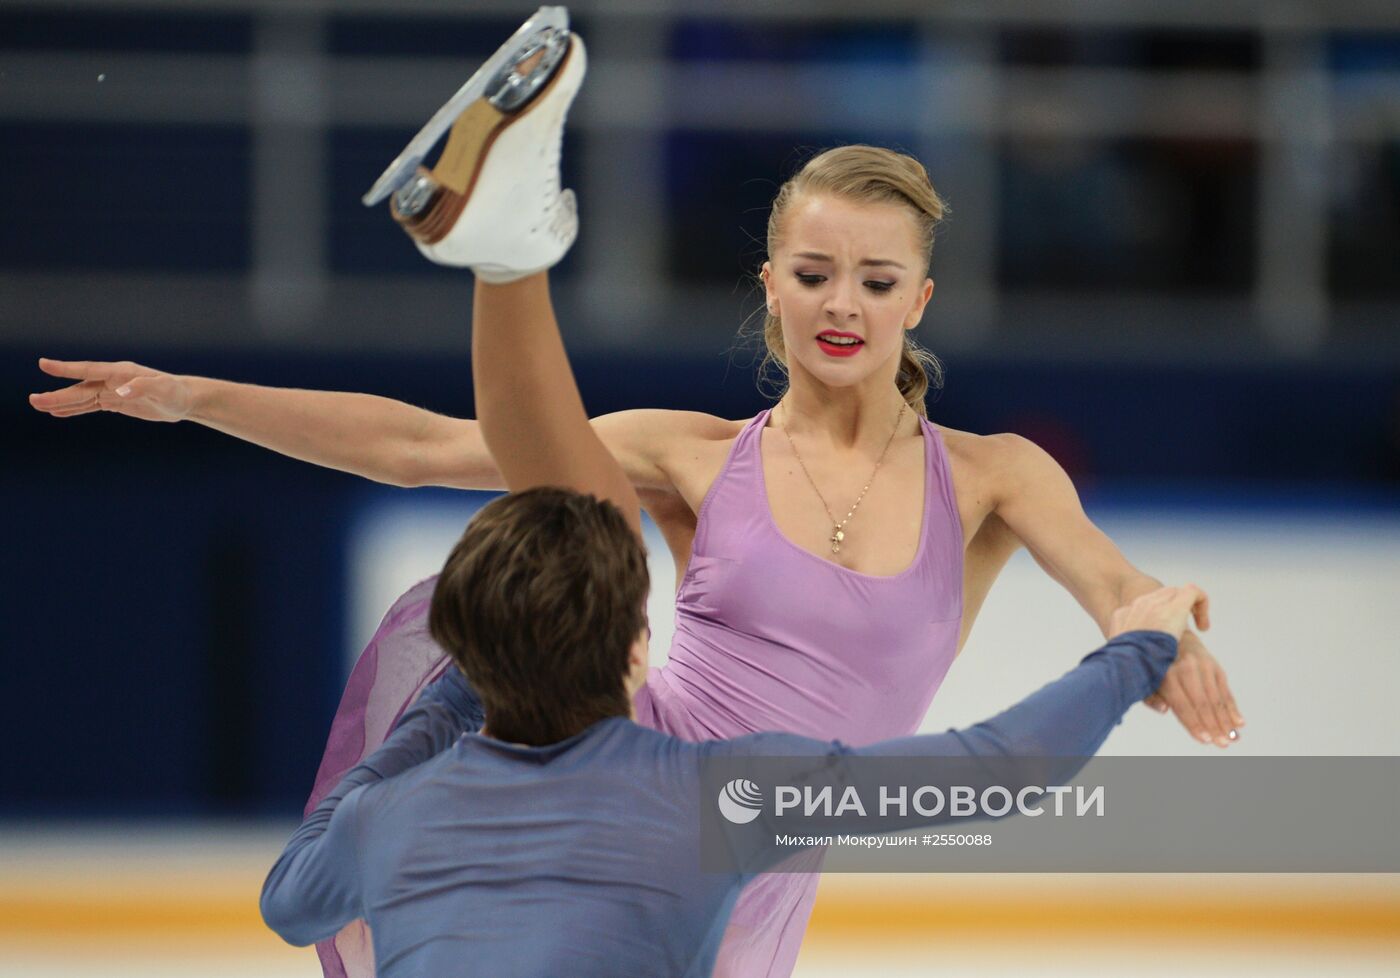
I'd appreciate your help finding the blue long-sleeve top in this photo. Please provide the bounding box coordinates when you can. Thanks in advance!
[262,631,1176,977]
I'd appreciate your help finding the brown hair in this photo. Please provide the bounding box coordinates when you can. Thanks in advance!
[760,145,947,415]
[428,487,649,746]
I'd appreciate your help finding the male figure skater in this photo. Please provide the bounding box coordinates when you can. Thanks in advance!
[262,488,1198,977]
[261,16,1209,975]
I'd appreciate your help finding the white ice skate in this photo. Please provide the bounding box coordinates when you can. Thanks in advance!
[362,6,585,282]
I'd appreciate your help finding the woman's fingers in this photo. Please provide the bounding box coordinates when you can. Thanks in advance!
[1141,691,1169,714]
[1163,652,1237,747]
[30,359,189,422]
[29,381,103,410]
[1217,666,1245,729]
[37,358,116,381]
[1157,671,1213,745]
[1197,662,1238,746]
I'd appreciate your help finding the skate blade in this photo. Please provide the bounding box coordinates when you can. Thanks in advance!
[362,4,570,207]
[390,35,580,245]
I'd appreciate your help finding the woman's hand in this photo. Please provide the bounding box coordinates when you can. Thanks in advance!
[29,358,194,423]
[1108,585,1242,747]
[1146,633,1243,748]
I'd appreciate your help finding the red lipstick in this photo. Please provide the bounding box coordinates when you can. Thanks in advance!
[816,330,864,358]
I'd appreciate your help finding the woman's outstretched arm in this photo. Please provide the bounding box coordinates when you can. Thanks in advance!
[988,432,1242,748]
[28,357,498,488]
[28,356,680,497]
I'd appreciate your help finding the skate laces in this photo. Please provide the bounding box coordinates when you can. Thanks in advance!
[547,190,576,243]
[530,87,574,243]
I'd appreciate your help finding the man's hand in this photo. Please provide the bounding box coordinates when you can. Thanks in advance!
[1108,583,1210,641]
[29,358,194,423]
[1109,585,1243,748]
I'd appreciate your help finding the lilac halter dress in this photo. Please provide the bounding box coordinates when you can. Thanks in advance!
[305,409,964,978]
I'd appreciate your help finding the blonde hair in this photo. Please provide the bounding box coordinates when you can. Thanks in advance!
[759,145,946,415]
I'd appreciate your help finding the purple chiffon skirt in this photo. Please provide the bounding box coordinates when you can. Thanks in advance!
[303,576,457,978]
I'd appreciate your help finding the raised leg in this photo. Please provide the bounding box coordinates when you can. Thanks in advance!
[471,274,641,533]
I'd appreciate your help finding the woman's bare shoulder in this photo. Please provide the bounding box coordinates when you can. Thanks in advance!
[933,423,992,457]
[932,424,1038,477]
[936,425,1066,508]
[592,409,748,452]
[587,409,749,493]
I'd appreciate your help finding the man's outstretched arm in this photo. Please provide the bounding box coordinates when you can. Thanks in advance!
[725,586,1206,873]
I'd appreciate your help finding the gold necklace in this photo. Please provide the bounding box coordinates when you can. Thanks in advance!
[778,401,907,554]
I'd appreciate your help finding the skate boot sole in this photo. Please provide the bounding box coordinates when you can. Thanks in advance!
[389,34,579,246]
[361,4,570,208]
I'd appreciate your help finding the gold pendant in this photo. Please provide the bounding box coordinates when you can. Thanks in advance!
[830,526,844,553]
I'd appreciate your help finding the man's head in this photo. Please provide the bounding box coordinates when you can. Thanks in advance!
[429,487,650,746]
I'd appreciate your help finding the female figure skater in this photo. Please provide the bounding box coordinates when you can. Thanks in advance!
[29,9,1241,977]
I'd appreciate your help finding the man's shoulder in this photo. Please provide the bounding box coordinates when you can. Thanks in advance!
[700,731,839,760]
[351,746,461,815]
[608,718,700,757]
